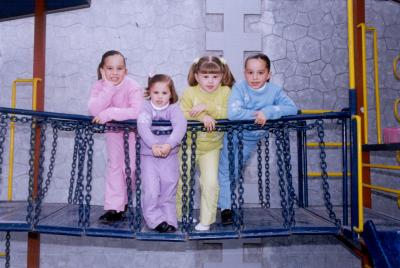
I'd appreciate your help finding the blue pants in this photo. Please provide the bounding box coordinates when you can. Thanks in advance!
[217,131,264,210]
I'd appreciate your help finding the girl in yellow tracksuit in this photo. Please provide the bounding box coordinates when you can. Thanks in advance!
[177,55,235,231]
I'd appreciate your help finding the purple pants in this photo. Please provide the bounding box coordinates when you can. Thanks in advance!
[141,153,179,229]
[104,132,136,212]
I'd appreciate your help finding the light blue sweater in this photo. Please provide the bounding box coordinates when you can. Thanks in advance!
[227,80,298,140]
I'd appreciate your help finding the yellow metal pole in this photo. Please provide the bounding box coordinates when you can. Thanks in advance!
[348,0,355,89]
[366,27,382,144]
[352,115,364,233]
[357,23,369,144]
[362,163,400,170]
[6,78,41,201]
[308,172,351,177]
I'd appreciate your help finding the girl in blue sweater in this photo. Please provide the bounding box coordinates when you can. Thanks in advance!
[217,53,298,225]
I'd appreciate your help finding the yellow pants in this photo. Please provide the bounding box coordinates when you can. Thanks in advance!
[176,148,220,225]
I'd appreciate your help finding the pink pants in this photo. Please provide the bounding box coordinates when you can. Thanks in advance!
[104,131,136,212]
[141,153,179,229]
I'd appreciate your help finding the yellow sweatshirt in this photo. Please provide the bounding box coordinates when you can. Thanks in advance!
[180,85,230,152]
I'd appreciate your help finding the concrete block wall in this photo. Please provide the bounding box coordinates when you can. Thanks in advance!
[0,0,399,267]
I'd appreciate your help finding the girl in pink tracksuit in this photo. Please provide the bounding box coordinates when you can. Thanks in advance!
[88,50,143,223]
[137,74,187,233]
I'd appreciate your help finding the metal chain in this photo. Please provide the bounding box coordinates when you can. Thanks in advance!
[123,128,135,231]
[316,120,341,227]
[73,127,85,205]
[83,125,94,227]
[76,125,88,227]
[0,114,8,179]
[26,120,37,225]
[5,231,10,268]
[274,128,289,228]
[257,140,264,207]
[227,128,240,231]
[237,127,245,227]
[188,128,198,231]
[180,133,189,232]
[68,128,80,204]
[40,123,58,199]
[134,129,143,232]
[264,132,271,208]
[282,128,296,227]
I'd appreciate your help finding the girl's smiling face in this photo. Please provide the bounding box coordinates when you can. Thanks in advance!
[149,81,171,107]
[101,54,127,86]
[195,73,223,93]
[244,58,271,89]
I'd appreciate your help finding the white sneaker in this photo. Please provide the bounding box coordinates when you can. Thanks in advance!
[195,223,210,231]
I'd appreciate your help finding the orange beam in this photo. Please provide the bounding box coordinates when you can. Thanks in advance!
[28,0,46,267]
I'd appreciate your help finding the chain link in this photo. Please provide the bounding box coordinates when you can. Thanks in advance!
[227,128,240,231]
[26,120,37,225]
[5,231,10,268]
[0,114,8,180]
[40,123,58,199]
[282,128,296,227]
[83,125,94,227]
[134,129,143,232]
[188,128,198,231]
[123,128,135,231]
[257,140,264,207]
[274,128,289,228]
[180,133,189,231]
[68,128,80,204]
[76,124,88,227]
[316,120,341,227]
[264,133,271,208]
[237,127,244,227]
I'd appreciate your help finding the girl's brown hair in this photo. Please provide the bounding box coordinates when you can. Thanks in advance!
[187,56,235,87]
[145,74,179,104]
[97,50,126,80]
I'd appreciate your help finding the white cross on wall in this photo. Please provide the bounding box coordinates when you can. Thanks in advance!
[206,0,262,80]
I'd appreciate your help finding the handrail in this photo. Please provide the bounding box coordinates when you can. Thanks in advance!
[0,107,350,125]
[362,163,400,170]
[363,183,400,208]
[352,115,364,233]
[357,23,383,144]
[7,78,41,201]
[357,23,369,144]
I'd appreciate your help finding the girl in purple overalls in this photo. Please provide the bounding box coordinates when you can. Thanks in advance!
[88,50,143,223]
[137,74,187,233]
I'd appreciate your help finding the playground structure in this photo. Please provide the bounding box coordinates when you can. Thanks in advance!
[0,0,399,267]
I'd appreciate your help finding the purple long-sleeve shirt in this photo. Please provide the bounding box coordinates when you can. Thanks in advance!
[88,76,143,123]
[137,101,187,156]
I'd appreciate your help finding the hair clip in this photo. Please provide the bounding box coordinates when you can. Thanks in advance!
[148,72,155,78]
[219,57,226,65]
[193,57,200,64]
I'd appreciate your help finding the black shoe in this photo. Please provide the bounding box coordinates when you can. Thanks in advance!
[99,210,124,223]
[165,225,177,233]
[221,209,233,225]
[155,221,169,233]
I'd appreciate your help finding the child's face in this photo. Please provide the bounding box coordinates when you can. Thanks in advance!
[149,81,171,108]
[244,59,271,89]
[101,54,127,86]
[195,73,223,93]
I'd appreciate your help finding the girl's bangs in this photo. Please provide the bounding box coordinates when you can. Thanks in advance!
[198,62,222,74]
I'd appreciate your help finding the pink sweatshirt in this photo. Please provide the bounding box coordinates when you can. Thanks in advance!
[88,76,143,122]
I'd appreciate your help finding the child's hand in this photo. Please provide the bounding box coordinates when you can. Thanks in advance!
[92,116,103,124]
[254,111,267,127]
[100,68,110,83]
[189,103,207,117]
[202,115,216,132]
[152,144,163,157]
[159,144,172,157]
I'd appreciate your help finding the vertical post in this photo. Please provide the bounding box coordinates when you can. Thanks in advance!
[28,0,46,267]
[353,0,371,208]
